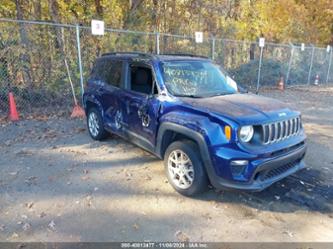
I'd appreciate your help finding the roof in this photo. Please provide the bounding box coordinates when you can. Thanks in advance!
[100,52,211,61]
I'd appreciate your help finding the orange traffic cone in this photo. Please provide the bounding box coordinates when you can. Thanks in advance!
[71,103,85,118]
[8,92,19,121]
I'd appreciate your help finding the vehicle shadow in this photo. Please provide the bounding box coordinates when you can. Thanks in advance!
[1,118,332,220]
[44,133,333,215]
[196,167,333,214]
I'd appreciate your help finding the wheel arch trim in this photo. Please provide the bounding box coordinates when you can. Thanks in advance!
[83,94,104,117]
[156,122,218,185]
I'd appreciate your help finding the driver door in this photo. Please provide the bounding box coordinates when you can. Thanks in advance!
[120,61,160,152]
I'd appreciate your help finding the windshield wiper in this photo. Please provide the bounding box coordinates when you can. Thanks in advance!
[207,92,233,97]
[174,94,205,98]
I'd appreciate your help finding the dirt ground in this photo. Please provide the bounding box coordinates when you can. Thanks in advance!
[0,86,333,242]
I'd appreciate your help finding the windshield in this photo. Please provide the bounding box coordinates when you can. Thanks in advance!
[160,60,237,97]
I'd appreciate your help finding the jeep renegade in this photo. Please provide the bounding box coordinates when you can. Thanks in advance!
[83,52,307,196]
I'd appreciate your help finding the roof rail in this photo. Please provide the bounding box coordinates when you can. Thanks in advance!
[160,53,210,59]
[101,52,154,57]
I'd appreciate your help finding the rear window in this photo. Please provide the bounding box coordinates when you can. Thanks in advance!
[91,58,123,88]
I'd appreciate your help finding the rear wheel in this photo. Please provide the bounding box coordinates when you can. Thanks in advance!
[164,140,208,196]
[87,107,108,140]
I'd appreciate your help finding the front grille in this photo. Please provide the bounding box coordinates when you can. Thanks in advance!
[260,159,300,181]
[261,117,301,144]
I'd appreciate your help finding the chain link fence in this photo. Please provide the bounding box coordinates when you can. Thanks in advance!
[0,18,332,120]
[0,20,79,119]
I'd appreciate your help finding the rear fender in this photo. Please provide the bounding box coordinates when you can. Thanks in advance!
[83,94,104,117]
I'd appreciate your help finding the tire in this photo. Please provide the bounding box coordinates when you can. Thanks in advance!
[164,140,209,196]
[87,107,108,140]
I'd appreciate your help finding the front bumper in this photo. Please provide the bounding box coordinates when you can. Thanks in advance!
[208,143,307,191]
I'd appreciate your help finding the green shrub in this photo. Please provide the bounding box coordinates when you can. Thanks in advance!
[229,59,286,88]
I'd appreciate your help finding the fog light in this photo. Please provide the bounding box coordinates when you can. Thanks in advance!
[230,160,248,176]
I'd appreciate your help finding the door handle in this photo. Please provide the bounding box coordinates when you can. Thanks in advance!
[125,100,139,114]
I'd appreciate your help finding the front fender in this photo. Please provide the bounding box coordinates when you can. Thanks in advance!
[155,121,220,187]
[156,112,232,186]
[158,111,233,148]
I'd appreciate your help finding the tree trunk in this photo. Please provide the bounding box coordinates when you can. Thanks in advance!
[114,0,143,50]
[48,0,64,52]
[15,0,33,92]
[250,43,255,60]
[94,0,104,56]
[34,0,42,20]
[0,34,12,91]
[150,0,159,53]
[95,0,103,18]
[123,0,143,30]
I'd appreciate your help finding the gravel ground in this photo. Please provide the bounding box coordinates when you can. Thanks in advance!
[0,86,333,242]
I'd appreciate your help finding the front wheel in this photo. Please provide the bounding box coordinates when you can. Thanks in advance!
[87,107,108,140]
[164,140,208,196]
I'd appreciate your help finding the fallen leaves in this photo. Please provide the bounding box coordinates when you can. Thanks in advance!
[16,149,33,156]
[24,176,38,186]
[25,202,34,209]
[48,220,56,231]
[132,223,139,230]
[75,128,86,133]
[37,130,58,140]
[21,214,28,220]
[22,223,31,231]
[145,175,152,181]
[9,232,19,239]
[125,171,132,181]
[8,171,19,176]
[175,230,189,242]
[283,230,294,237]
[81,176,90,181]
[39,212,46,218]
[86,195,93,207]
[4,140,11,147]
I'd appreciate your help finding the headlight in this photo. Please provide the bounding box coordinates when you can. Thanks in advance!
[239,125,254,142]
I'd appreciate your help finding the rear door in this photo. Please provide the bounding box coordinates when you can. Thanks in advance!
[88,58,126,133]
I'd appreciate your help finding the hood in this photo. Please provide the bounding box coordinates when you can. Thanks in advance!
[179,93,296,125]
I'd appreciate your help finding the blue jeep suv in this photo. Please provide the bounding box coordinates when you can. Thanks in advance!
[83,52,307,196]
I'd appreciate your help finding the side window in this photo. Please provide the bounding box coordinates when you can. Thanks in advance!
[130,64,154,95]
[104,60,122,87]
[90,59,104,81]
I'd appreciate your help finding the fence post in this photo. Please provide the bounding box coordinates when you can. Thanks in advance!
[307,45,315,85]
[256,45,264,94]
[211,37,216,60]
[76,24,84,99]
[156,32,160,55]
[326,49,332,84]
[286,43,294,85]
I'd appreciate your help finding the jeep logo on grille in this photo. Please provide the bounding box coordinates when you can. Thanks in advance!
[278,112,287,117]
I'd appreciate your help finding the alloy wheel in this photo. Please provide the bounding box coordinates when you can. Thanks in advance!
[167,149,195,189]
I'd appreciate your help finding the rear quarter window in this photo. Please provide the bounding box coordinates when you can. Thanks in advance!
[90,58,123,88]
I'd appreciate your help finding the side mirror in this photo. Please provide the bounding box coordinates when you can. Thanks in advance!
[238,85,249,93]
[226,76,238,91]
